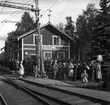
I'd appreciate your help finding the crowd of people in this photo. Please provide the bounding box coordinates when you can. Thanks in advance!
[44,58,103,86]
[0,58,103,86]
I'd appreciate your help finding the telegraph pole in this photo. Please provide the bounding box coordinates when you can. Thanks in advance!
[34,0,47,77]
[34,0,41,73]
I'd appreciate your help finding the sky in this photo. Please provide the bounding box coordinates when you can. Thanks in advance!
[0,0,100,53]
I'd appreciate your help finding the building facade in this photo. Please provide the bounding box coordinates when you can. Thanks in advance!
[4,22,76,61]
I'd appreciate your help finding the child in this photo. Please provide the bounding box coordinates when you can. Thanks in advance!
[81,70,88,87]
[32,63,38,78]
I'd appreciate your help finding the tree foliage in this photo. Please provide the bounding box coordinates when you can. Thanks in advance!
[16,11,35,35]
[65,16,75,37]
[91,0,110,61]
[5,11,35,54]
[76,4,98,61]
[56,22,65,32]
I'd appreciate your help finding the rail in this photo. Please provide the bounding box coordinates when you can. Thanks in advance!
[0,94,8,105]
[2,78,51,105]
[2,76,71,105]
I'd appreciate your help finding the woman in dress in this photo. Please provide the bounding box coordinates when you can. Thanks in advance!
[95,61,102,82]
[19,60,24,78]
[52,60,59,80]
[67,60,74,80]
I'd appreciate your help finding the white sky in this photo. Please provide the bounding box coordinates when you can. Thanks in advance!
[0,0,100,53]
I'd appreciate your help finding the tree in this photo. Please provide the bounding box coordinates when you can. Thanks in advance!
[16,11,35,36]
[5,11,35,59]
[76,4,98,61]
[65,16,75,37]
[91,0,110,62]
[56,22,65,32]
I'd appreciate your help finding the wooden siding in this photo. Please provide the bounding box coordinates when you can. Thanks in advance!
[23,33,34,44]
[61,37,68,45]
[23,27,69,46]
[23,45,36,49]
[41,27,68,46]
[41,28,52,45]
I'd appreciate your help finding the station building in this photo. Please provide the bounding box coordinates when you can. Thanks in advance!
[4,22,78,61]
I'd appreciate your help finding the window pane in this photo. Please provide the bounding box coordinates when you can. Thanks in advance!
[54,37,59,45]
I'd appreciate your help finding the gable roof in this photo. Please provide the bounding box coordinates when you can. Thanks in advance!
[17,22,75,42]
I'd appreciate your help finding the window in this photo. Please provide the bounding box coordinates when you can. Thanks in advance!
[53,36,60,45]
[44,52,52,59]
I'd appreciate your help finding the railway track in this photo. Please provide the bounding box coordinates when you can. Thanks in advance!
[1,75,103,105]
[0,76,64,105]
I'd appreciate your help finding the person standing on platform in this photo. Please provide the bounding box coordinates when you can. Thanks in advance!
[81,70,88,87]
[58,61,63,80]
[27,58,32,76]
[19,60,24,78]
[15,59,19,74]
[52,60,59,80]
[73,62,78,81]
[96,61,102,82]
[67,60,74,80]
[62,61,68,80]
[32,62,38,78]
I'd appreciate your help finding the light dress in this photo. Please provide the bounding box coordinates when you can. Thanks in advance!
[68,63,74,77]
[19,63,24,75]
[81,72,88,83]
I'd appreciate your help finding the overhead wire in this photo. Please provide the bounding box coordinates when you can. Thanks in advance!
[0,0,6,30]
[0,0,33,24]
[40,0,65,18]
[0,0,64,27]
[40,0,59,17]
[52,0,65,8]
[8,1,34,22]
[0,0,34,34]
[5,1,34,23]
[0,11,25,15]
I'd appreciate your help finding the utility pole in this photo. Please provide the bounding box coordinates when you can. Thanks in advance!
[34,0,41,74]
[34,0,47,77]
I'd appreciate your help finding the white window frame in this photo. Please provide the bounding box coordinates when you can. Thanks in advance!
[52,35,61,45]
[43,51,52,59]
[33,33,36,44]
[57,52,65,59]
[33,34,42,45]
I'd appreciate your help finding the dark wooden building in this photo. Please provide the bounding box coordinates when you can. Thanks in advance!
[4,22,78,61]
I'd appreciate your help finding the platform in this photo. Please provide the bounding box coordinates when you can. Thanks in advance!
[22,76,110,104]
[1,67,110,104]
